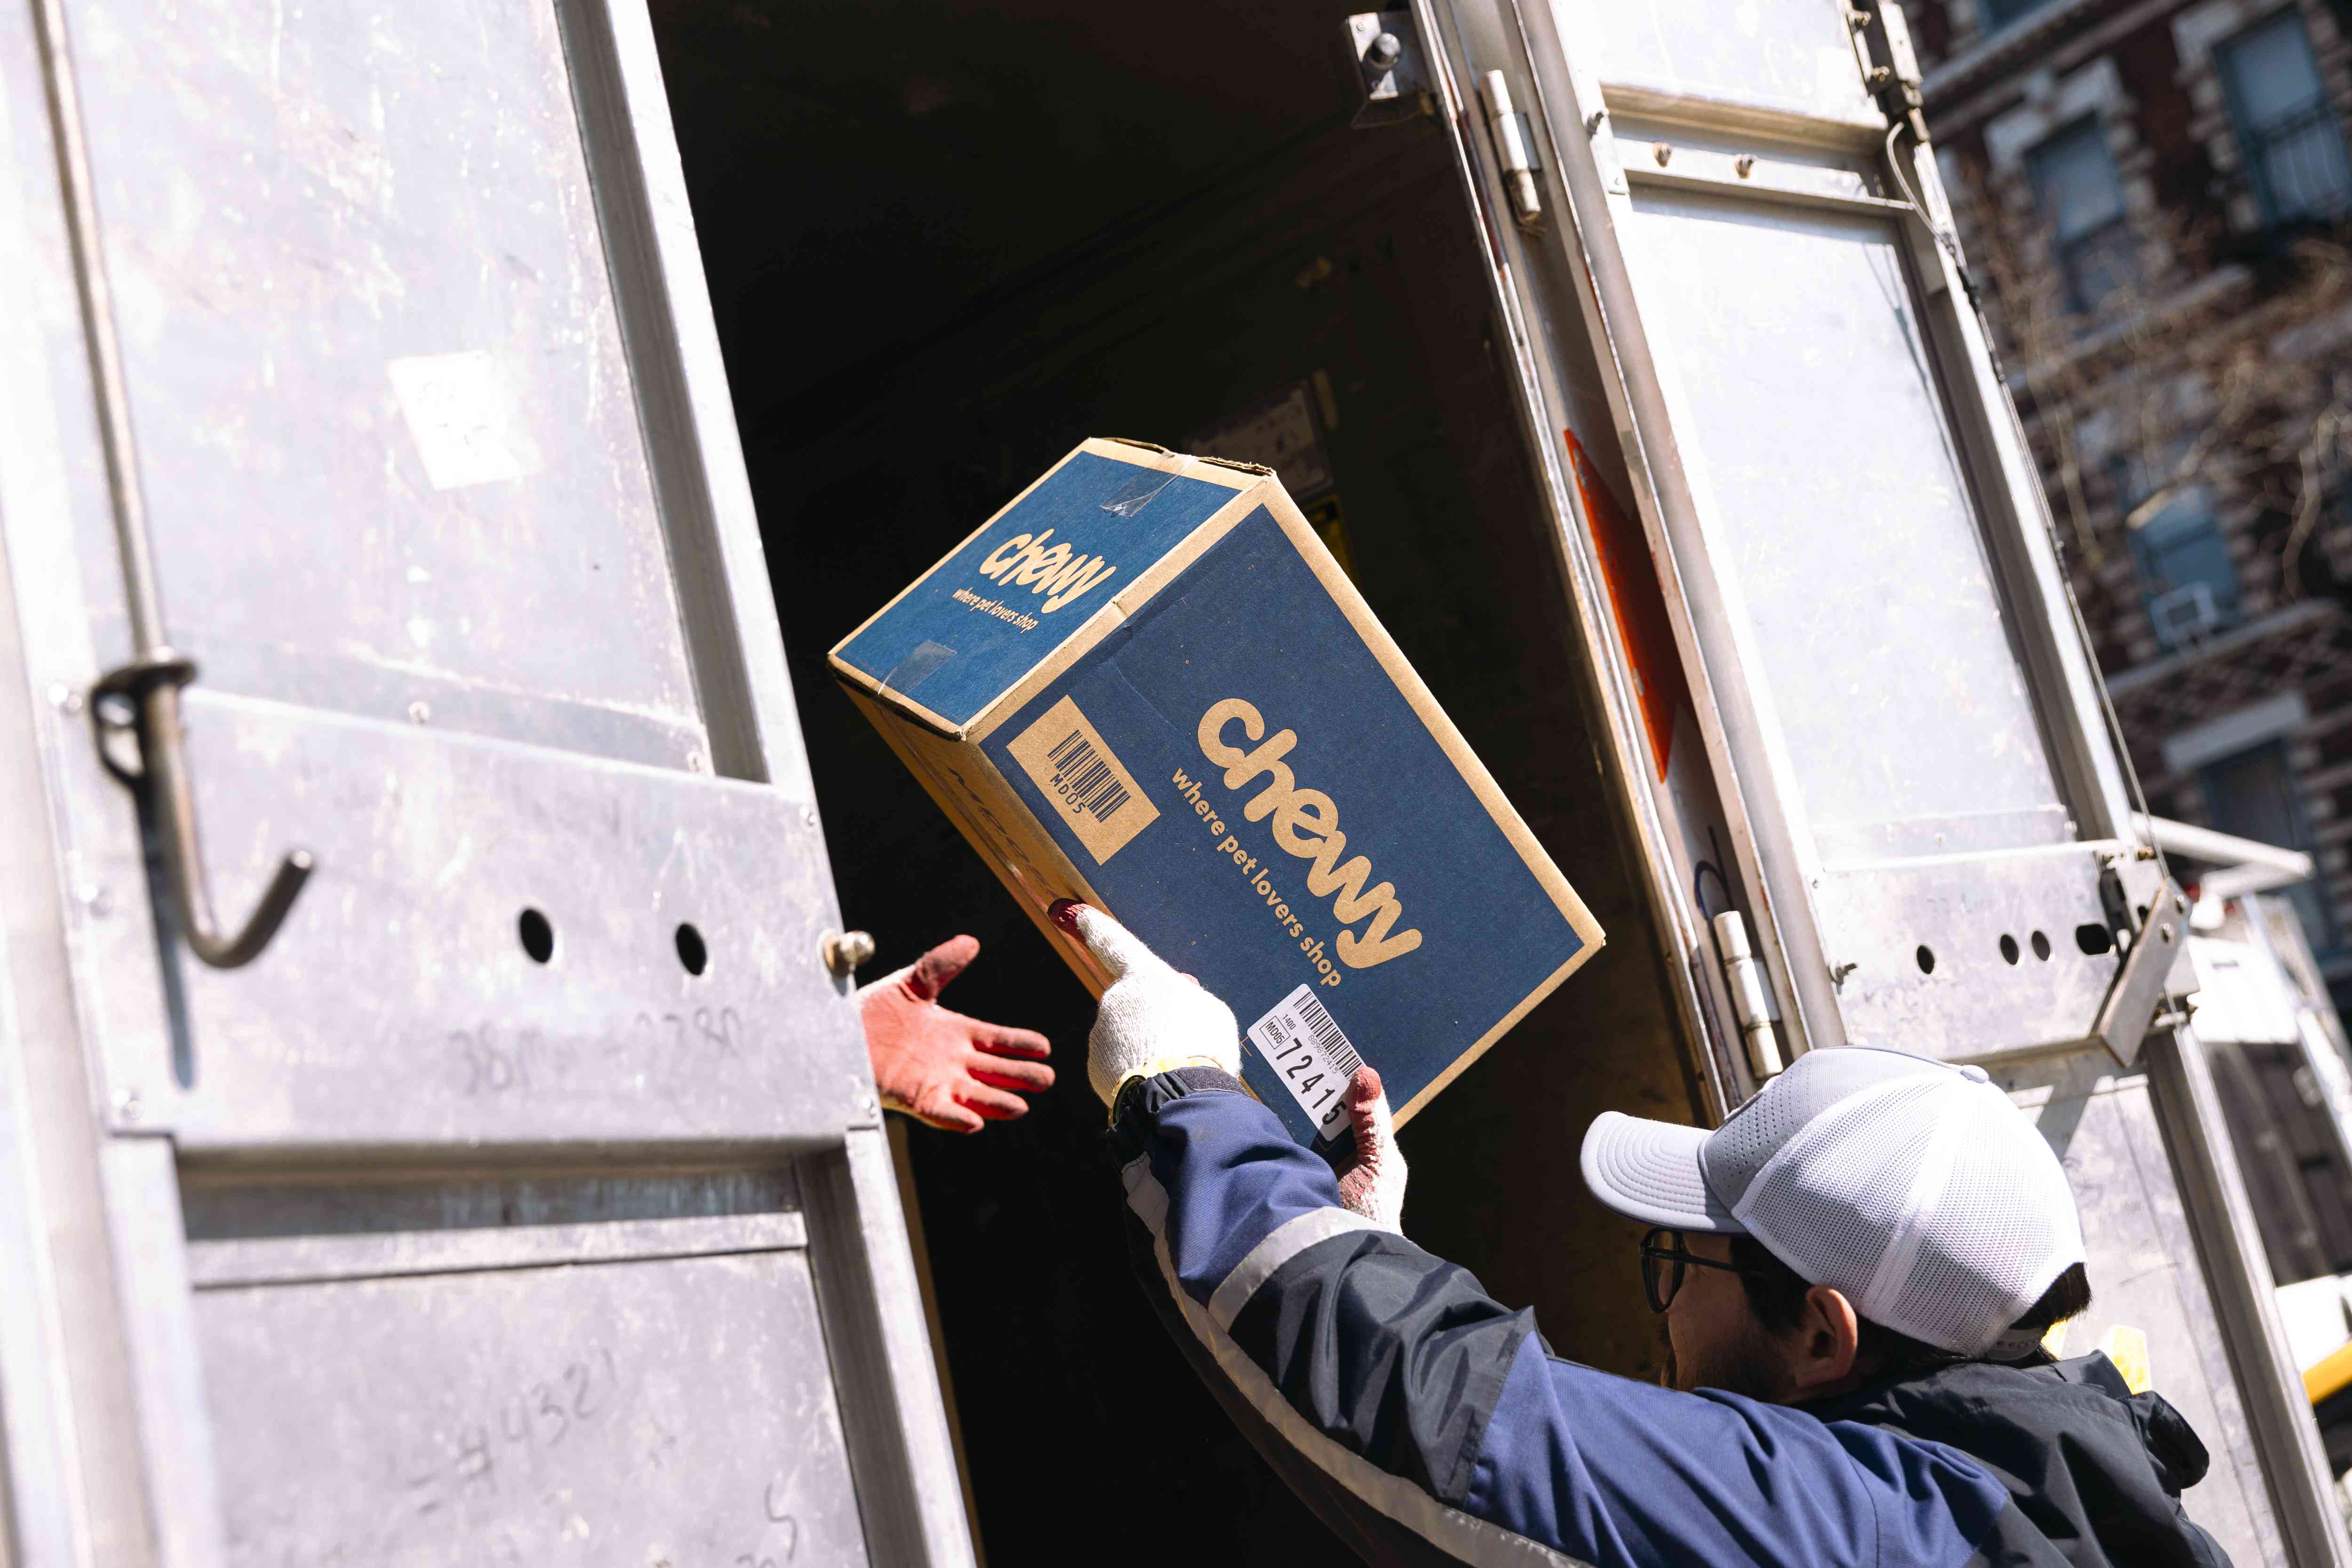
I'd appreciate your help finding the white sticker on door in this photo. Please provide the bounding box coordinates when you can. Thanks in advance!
[387,350,544,490]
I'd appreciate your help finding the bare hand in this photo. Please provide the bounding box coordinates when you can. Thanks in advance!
[860,936,1053,1133]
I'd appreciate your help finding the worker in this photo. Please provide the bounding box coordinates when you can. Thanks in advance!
[1059,900,2229,1568]
[858,934,1052,1132]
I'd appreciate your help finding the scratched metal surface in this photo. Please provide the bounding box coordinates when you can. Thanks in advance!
[58,0,705,769]
[1807,849,2120,1061]
[195,1244,865,1568]
[78,690,870,1152]
[1993,1056,2288,1568]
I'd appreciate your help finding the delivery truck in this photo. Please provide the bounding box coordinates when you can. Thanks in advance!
[0,0,2345,1564]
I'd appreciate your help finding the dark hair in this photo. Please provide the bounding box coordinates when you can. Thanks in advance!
[1730,1235,2095,1380]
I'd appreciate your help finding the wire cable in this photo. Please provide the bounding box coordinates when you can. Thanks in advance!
[1882,120,2177,895]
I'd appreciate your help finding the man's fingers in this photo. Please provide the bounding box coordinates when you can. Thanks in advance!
[970,1022,1051,1060]
[1346,1065,1392,1151]
[957,1082,1032,1120]
[1052,901,1161,982]
[908,1088,985,1134]
[906,935,981,1001]
[969,1054,1054,1093]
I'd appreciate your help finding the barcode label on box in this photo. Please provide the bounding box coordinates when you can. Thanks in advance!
[1248,984,1365,1141]
[1005,695,1160,864]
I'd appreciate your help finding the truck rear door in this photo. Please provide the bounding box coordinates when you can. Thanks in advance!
[0,2,967,1564]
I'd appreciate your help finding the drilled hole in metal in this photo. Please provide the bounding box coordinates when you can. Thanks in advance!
[1915,944,1935,975]
[2031,930,2052,962]
[1999,934,2020,965]
[518,908,555,964]
[2075,923,2113,956]
[675,923,708,977]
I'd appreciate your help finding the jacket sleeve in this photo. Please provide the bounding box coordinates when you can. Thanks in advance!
[1112,1069,2012,1568]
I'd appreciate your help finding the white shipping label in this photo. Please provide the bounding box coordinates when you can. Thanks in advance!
[387,350,544,490]
[1247,984,1365,1141]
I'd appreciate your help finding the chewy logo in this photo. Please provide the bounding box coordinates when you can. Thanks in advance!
[1197,698,1423,970]
[975,529,1116,613]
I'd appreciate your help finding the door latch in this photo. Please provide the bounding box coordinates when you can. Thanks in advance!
[38,0,312,970]
[1343,11,1430,128]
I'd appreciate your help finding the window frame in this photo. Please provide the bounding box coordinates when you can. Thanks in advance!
[2214,6,2352,227]
[2025,116,2138,315]
[2114,453,2241,650]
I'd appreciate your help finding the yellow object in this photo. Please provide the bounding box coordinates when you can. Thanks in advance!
[2098,1326,2152,1395]
[2040,1317,2072,1360]
[2303,1340,2352,1407]
[1303,495,1359,582]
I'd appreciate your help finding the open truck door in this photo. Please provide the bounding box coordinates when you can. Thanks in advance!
[1380,0,2352,1560]
[0,2,969,1564]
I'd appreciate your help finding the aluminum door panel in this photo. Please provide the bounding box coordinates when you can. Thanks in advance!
[1617,189,2071,869]
[193,1241,866,1568]
[63,0,702,769]
[1580,0,1879,128]
[77,691,868,1151]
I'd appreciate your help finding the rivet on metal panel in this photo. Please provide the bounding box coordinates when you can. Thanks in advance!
[1735,155,1756,178]
[687,748,709,773]
[112,1087,140,1123]
[801,805,820,830]
[1586,108,1607,134]
[406,700,431,724]
[1653,142,1673,167]
[79,883,112,918]
[48,681,83,714]
[821,930,874,979]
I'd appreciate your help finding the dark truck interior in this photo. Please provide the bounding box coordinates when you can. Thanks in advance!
[651,1,1710,1558]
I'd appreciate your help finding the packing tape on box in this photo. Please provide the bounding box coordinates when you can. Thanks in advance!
[879,639,955,701]
[1100,467,1178,517]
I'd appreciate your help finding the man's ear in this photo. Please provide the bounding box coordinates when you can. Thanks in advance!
[1789,1284,1861,1393]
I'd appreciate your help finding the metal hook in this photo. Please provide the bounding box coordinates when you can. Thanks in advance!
[38,0,311,971]
[90,653,313,970]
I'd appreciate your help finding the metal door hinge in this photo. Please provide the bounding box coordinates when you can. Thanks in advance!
[1343,11,1431,128]
[2090,871,2188,1068]
[1479,72,1543,230]
[1851,1,1929,143]
[1711,911,1786,1079]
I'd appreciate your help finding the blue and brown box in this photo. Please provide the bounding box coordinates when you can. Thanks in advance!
[829,438,1602,1145]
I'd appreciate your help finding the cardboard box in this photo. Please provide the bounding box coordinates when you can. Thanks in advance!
[830,438,1601,1145]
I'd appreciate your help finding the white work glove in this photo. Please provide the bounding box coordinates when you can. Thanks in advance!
[1334,1066,1407,1234]
[1053,901,1240,1108]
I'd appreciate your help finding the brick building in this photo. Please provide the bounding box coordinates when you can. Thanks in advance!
[1903,0,2352,1007]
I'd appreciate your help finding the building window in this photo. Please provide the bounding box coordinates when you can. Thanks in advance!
[2201,739,2336,953]
[1979,0,2057,30]
[2121,457,2239,647]
[2217,8,2352,225]
[2026,120,2138,313]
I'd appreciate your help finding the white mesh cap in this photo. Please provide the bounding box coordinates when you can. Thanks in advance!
[1581,1047,2085,1356]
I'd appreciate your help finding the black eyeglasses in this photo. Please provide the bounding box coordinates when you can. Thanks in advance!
[1639,1228,1752,1313]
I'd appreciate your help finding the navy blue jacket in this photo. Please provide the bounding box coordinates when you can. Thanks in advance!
[1113,1066,2232,1568]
